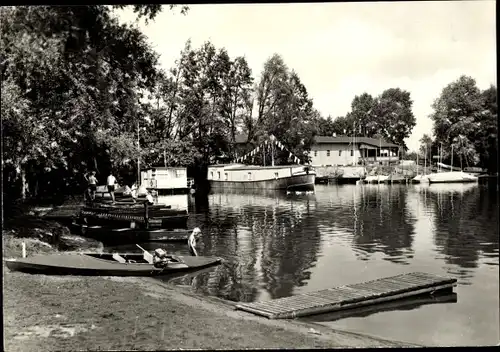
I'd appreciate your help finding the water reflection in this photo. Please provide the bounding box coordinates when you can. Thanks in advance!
[183,189,323,301]
[303,292,458,323]
[426,183,498,272]
[313,185,416,264]
[103,183,498,345]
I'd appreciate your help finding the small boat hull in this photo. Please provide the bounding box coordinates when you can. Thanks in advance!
[78,207,189,229]
[5,253,222,277]
[209,173,315,192]
[71,223,192,244]
[427,171,478,184]
[412,175,430,183]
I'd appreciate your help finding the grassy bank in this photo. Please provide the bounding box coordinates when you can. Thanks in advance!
[3,234,414,349]
[3,262,412,350]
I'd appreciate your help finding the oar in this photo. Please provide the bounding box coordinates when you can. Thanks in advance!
[136,244,153,264]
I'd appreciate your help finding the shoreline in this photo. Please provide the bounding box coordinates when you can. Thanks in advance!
[3,237,418,350]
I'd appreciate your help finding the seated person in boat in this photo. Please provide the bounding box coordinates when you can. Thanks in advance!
[188,228,202,257]
[153,248,169,268]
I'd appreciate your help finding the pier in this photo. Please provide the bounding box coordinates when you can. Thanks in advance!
[235,272,457,319]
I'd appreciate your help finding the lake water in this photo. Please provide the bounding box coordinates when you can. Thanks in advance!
[108,183,499,346]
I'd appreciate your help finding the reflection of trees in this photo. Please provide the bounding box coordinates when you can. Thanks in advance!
[355,186,416,262]
[426,184,498,269]
[179,190,322,302]
[314,185,416,263]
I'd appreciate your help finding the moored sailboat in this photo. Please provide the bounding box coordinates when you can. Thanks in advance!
[427,144,478,184]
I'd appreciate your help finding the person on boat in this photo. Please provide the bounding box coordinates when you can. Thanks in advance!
[188,227,202,256]
[106,172,117,203]
[146,190,155,205]
[84,171,97,203]
[153,248,169,268]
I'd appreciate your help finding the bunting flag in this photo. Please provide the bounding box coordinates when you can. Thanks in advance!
[232,133,304,165]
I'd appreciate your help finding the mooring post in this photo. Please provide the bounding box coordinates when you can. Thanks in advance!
[144,201,149,229]
[22,242,26,258]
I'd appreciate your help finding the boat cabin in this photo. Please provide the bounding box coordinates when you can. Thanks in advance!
[207,164,313,182]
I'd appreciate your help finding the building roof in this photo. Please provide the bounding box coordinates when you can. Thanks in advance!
[313,136,399,148]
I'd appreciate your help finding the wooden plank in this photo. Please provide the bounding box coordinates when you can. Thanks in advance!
[306,291,344,303]
[351,282,395,294]
[388,279,433,287]
[349,283,388,294]
[235,273,457,319]
[273,283,455,319]
[305,291,346,302]
[235,304,276,319]
[377,279,415,290]
[398,274,433,283]
[364,282,401,292]
[273,295,331,308]
[382,278,422,289]
[242,304,283,314]
[255,300,309,312]
[329,287,365,299]
[386,276,426,286]
[252,297,314,309]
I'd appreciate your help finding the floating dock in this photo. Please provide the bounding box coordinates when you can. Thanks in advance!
[235,272,457,319]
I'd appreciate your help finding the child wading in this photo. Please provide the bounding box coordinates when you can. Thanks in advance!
[188,228,202,256]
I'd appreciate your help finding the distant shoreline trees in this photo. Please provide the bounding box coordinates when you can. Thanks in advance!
[1,6,496,201]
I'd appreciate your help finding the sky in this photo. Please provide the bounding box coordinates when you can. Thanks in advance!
[117,1,496,152]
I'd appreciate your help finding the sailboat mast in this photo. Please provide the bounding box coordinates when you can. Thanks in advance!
[271,141,275,167]
[353,121,356,165]
[424,145,427,175]
[137,121,141,183]
[416,152,419,176]
[450,144,453,172]
[439,143,443,172]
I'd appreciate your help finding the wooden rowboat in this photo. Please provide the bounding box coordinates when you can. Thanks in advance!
[78,208,189,229]
[71,222,192,244]
[5,252,222,276]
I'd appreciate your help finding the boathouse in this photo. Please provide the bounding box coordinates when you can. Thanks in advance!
[309,136,400,166]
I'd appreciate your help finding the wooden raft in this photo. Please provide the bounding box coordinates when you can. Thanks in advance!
[235,272,457,319]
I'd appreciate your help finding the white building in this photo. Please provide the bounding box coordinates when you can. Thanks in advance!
[140,167,188,195]
[309,136,400,166]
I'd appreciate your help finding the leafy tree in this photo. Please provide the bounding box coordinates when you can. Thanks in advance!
[475,85,497,172]
[371,88,416,150]
[349,93,377,136]
[418,134,433,163]
[1,5,187,199]
[429,75,485,167]
[220,56,254,145]
[331,115,353,136]
[312,115,336,136]
[249,54,317,164]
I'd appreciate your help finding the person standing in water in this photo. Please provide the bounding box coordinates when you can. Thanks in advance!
[188,228,202,256]
[106,172,117,203]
